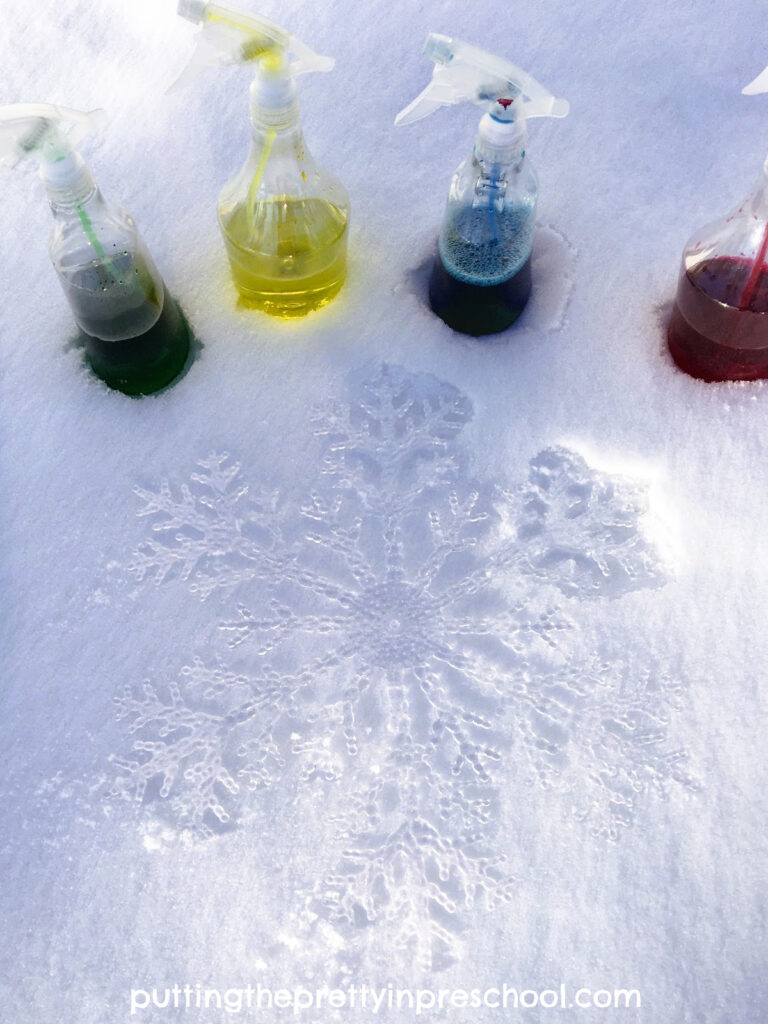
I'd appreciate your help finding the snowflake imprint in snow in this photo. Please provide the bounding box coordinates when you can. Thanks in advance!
[110,364,695,969]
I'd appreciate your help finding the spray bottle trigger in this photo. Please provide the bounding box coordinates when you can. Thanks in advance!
[167,35,219,93]
[168,22,259,93]
[518,95,570,120]
[288,36,334,76]
[394,82,464,126]
[743,65,768,95]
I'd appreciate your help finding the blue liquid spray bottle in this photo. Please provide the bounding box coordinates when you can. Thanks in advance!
[396,35,568,336]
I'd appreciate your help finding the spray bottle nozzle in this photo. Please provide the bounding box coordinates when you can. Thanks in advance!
[395,33,569,127]
[170,0,333,95]
[177,0,208,22]
[423,33,454,66]
[17,118,53,156]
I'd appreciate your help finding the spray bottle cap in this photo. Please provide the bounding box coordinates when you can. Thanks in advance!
[0,103,106,202]
[172,1,333,127]
[395,33,569,140]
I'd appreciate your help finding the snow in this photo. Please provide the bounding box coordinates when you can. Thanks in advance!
[1,0,768,1021]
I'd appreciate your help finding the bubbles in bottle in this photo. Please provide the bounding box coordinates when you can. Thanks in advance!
[439,202,534,285]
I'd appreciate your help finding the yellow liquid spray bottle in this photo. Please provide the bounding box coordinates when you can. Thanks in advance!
[174,0,350,317]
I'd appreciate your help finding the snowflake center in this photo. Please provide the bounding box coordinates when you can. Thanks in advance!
[357,579,436,668]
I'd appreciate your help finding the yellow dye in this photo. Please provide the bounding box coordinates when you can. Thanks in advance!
[220,196,348,318]
[246,129,276,225]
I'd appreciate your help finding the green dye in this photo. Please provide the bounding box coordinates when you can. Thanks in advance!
[68,253,190,395]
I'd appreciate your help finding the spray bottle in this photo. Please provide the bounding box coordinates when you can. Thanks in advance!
[667,68,768,381]
[395,35,568,336]
[0,104,190,395]
[174,0,349,318]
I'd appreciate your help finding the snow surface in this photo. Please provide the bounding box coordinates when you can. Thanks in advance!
[1,0,768,1021]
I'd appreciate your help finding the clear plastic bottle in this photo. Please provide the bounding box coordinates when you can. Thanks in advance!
[217,57,349,317]
[396,34,568,336]
[428,115,538,335]
[668,158,768,381]
[175,1,349,317]
[0,105,190,395]
[50,166,190,394]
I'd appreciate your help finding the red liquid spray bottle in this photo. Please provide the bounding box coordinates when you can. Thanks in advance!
[668,67,768,381]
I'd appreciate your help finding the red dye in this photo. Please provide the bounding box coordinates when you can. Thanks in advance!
[667,255,768,381]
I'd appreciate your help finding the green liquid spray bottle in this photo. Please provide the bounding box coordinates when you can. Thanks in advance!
[173,0,350,318]
[395,36,568,336]
[0,104,191,395]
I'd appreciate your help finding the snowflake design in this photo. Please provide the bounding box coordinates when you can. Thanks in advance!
[110,364,693,970]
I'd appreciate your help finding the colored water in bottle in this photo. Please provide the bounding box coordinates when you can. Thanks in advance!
[66,251,191,395]
[175,0,349,318]
[668,253,768,381]
[668,152,768,382]
[220,195,348,317]
[429,202,533,335]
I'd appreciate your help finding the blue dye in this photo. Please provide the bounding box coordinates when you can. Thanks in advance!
[428,199,534,335]
[438,201,534,286]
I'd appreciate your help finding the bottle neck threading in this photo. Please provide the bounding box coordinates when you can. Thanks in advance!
[47,180,99,212]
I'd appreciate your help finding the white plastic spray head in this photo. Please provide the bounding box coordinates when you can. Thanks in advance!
[170,0,333,93]
[0,103,106,198]
[395,33,569,127]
